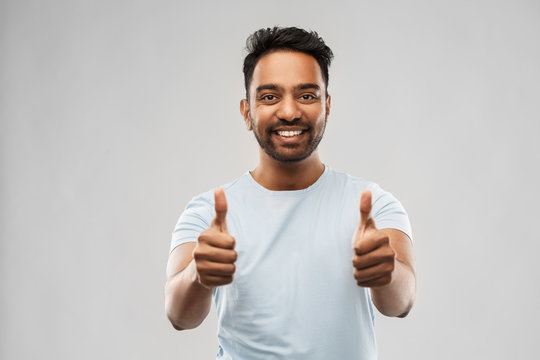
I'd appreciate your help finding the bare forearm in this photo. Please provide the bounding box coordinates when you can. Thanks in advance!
[370,259,416,317]
[165,260,213,330]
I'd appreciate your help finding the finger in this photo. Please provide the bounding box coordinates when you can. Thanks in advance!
[198,274,234,288]
[213,188,228,231]
[352,246,395,269]
[355,274,392,288]
[353,256,395,278]
[198,231,235,250]
[196,260,236,276]
[354,231,390,255]
[193,246,237,263]
[359,190,373,231]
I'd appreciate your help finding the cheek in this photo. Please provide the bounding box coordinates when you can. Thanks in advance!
[252,107,275,124]
[306,106,327,122]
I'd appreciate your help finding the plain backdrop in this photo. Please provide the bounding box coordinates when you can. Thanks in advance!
[1,0,539,359]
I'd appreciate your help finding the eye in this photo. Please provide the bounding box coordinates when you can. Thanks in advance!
[259,94,279,103]
[299,93,318,102]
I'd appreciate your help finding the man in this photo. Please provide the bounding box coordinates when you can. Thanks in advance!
[165,27,415,359]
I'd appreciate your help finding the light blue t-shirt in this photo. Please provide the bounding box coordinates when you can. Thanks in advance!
[171,165,412,360]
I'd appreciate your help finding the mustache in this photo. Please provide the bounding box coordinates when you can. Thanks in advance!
[265,119,313,134]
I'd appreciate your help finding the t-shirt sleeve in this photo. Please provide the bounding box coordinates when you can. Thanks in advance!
[368,183,413,242]
[170,191,214,253]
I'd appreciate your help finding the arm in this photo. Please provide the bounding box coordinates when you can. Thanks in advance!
[352,190,416,318]
[370,229,415,317]
[165,188,237,330]
[165,243,213,330]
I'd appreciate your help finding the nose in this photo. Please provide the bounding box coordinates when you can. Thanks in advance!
[276,95,301,122]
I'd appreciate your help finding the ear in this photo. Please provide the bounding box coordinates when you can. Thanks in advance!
[240,99,252,130]
[325,94,331,120]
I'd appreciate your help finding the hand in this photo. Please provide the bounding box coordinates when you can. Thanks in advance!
[193,188,237,289]
[352,190,396,287]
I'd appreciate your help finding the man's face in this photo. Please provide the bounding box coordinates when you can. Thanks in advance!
[241,50,331,163]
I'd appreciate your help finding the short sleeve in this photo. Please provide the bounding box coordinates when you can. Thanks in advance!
[170,191,214,253]
[368,183,413,242]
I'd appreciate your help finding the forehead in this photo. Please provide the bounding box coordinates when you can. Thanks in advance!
[250,50,324,92]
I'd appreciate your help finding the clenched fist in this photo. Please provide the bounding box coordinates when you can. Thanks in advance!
[352,190,396,287]
[193,188,237,289]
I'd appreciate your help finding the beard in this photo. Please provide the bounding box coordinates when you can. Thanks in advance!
[250,116,326,163]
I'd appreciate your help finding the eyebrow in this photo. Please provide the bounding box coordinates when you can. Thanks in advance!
[296,83,320,91]
[255,84,280,93]
[255,83,321,93]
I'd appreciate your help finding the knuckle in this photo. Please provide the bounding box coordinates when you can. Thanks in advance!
[382,248,395,260]
[353,242,364,254]
[195,262,206,273]
[381,274,392,285]
[192,249,203,260]
[377,234,389,245]
[198,231,209,242]
[199,229,219,242]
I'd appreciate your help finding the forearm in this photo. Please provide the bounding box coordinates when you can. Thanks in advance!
[370,259,416,317]
[165,259,213,330]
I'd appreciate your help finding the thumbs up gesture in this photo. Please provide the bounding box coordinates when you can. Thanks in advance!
[352,190,396,287]
[193,188,237,289]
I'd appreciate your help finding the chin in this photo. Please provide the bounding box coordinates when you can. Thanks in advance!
[266,149,315,163]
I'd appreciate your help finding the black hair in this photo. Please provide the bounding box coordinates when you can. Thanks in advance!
[243,26,334,99]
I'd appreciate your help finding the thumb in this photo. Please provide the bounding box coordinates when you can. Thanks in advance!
[212,188,228,231]
[359,190,373,231]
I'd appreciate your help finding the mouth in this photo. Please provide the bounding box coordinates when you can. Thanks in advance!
[274,129,305,138]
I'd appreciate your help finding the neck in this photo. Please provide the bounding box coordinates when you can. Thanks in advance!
[250,151,325,191]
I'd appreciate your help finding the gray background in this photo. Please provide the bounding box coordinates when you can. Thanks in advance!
[1,0,539,359]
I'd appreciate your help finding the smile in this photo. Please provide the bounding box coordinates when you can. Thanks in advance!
[275,130,304,137]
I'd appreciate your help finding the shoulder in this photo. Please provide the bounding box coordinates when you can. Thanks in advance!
[325,166,411,232]
[170,173,249,252]
[331,168,403,214]
[186,172,250,211]
[324,166,380,195]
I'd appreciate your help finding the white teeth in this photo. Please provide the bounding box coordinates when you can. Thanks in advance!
[277,130,303,137]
